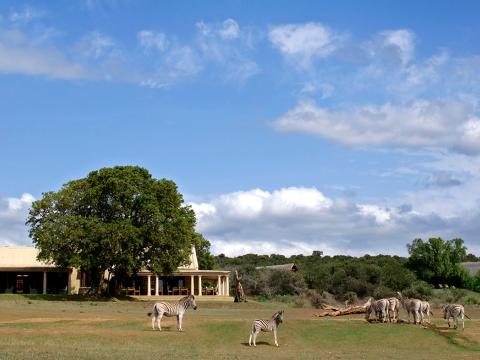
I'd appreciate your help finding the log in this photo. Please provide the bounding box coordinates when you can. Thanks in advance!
[314,298,372,317]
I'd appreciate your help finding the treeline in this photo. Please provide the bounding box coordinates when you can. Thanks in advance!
[214,238,480,301]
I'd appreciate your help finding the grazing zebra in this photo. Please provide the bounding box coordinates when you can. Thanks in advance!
[365,298,389,322]
[147,295,197,331]
[397,292,422,324]
[249,310,284,347]
[387,297,400,323]
[442,304,470,331]
[420,300,433,324]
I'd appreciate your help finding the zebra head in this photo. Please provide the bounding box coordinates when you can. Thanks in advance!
[274,310,284,325]
[189,295,197,310]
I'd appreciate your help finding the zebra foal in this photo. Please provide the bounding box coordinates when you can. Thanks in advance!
[249,310,284,347]
[442,304,470,331]
[147,294,197,331]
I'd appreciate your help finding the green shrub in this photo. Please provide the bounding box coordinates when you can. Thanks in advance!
[343,291,358,304]
[466,296,478,305]
[451,288,467,302]
[306,290,325,309]
[373,286,395,299]
[403,281,433,300]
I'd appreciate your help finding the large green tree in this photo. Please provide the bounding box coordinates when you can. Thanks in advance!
[407,237,469,287]
[27,166,202,294]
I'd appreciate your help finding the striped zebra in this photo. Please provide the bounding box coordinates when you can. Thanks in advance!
[420,300,433,324]
[397,292,422,324]
[249,310,284,347]
[147,295,197,331]
[365,298,389,322]
[442,304,470,331]
[387,297,400,323]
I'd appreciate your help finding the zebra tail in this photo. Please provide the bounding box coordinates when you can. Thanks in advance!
[465,313,471,320]
[147,304,158,317]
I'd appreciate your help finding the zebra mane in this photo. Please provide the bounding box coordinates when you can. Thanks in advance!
[272,310,284,324]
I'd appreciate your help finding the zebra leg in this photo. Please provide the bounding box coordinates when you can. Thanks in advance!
[178,314,183,331]
[157,313,163,331]
[253,330,259,347]
[274,328,278,347]
[152,315,156,330]
[461,314,465,331]
[249,332,253,346]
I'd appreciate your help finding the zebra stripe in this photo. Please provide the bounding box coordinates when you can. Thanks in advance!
[365,298,389,323]
[148,295,197,331]
[420,301,433,324]
[387,297,400,323]
[249,310,284,347]
[442,304,469,331]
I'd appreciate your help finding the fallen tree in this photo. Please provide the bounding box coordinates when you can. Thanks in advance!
[314,298,372,317]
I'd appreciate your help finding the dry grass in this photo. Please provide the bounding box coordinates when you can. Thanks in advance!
[0,295,479,359]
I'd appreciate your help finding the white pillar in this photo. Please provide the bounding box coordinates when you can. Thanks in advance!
[155,276,159,296]
[217,275,222,296]
[198,275,202,296]
[222,276,226,296]
[226,275,230,296]
[147,275,151,296]
[43,271,47,295]
[191,275,194,295]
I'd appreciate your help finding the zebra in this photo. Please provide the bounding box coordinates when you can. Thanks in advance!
[420,300,433,324]
[365,298,389,323]
[387,297,400,323]
[249,310,284,347]
[397,292,422,324]
[147,294,197,331]
[442,304,470,331]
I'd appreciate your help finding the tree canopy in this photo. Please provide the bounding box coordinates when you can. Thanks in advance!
[407,237,469,286]
[27,166,202,293]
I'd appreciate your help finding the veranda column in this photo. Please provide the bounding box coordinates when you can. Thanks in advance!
[43,271,47,294]
[226,275,230,296]
[190,275,194,295]
[217,275,222,296]
[147,275,151,296]
[155,275,159,296]
[222,276,227,296]
[198,275,202,296]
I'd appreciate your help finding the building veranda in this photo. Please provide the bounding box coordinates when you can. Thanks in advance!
[0,246,230,298]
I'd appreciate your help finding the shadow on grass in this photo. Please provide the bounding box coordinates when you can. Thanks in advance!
[1,294,139,302]
[424,323,480,351]
[241,341,272,347]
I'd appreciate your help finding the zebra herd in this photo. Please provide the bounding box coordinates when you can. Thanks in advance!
[146,293,471,348]
[365,291,469,331]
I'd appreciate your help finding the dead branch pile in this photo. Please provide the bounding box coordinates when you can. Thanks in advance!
[314,298,372,317]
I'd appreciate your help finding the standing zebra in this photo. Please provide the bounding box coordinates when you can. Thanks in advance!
[365,298,389,322]
[397,292,422,324]
[442,304,470,331]
[387,297,400,323]
[420,300,433,324]
[148,295,197,331]
[249,310,284,347]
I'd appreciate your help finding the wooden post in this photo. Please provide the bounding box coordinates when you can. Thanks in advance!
[43,271,47,295]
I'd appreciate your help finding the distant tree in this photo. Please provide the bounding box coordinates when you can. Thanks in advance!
[27,166,198,295]
[407,237,469,287]
[463,253,479,262]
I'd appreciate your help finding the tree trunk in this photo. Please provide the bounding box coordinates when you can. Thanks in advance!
[314,298,372,317]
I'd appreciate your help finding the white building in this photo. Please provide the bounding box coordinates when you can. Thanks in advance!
[0,246,230,297]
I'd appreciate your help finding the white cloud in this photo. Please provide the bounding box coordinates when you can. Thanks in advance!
[219,19,240,40]
[137,30,168,52]
[190,183,480,257]
[9,5,45,25]
[273,100,480,154]
[76,31,119,60]
[379,29,415,65]
[269,22,343,68]
[0,193,34,247]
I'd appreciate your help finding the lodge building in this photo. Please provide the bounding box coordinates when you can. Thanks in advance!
[0,246,230,297]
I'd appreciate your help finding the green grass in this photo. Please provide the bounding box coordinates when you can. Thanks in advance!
[0,295,479,359]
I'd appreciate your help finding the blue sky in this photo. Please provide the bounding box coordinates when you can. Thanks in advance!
[1,0,480,256]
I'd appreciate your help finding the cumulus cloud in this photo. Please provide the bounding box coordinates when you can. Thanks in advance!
[273,100,480,154]
[0,193,34,246]
[269,22,343,69]
[372,29,415,66]
[189,184,480,256]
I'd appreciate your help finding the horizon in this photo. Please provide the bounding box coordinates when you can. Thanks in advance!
[1,1,480,257]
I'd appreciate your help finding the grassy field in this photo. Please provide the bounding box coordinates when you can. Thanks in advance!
[0,295,479,359]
